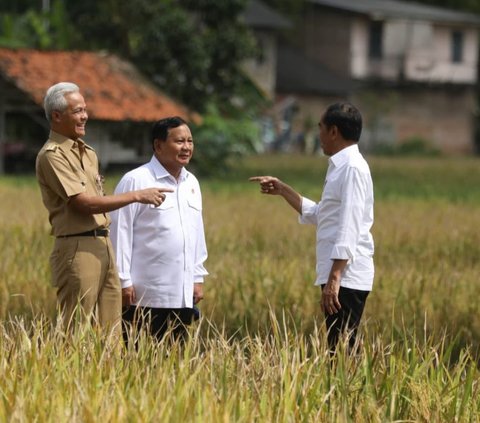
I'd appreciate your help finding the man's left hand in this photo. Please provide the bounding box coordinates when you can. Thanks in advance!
[122,286,136,307]
[193,283,204,304]
[321,279,341,315]
[322,259,347,315]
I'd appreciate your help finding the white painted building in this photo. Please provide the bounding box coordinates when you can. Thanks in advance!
[279,0,480,154]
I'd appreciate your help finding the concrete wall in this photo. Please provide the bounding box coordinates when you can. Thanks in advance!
[277,85,476,154]
[353,86,476,154]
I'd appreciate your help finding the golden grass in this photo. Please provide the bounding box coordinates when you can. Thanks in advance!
[1,155,480,421]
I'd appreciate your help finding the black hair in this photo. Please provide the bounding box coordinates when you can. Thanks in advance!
[322,102,362,142]
[151,116,187,149]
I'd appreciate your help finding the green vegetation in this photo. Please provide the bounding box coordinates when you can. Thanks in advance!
[1,155,480,421]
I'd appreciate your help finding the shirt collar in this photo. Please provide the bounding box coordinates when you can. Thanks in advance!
[329,143,359,168]
[149,155,188,181]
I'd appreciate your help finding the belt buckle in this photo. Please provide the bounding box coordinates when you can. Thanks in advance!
[95,228,109,237]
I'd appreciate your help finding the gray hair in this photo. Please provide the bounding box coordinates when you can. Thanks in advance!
[43,82,80,122]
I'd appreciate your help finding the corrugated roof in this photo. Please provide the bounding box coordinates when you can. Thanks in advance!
[309,0,480,25]
[276,45,353,96]
[243,0,291,29]
[0,48,198,122]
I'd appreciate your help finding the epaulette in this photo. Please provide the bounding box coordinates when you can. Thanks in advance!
[45,143,58,152]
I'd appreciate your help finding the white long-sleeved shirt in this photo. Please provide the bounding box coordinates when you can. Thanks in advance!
[109,156,208,308]
[299,144,374,291]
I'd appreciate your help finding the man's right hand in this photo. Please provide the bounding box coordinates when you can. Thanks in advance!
[122,286,136,307]
[135,187,174,207]
[249,176,303,214]
[249,176,284,195]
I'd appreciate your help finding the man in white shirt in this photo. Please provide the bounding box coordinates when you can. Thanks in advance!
[110,116,208,342]
[250,102,374,354]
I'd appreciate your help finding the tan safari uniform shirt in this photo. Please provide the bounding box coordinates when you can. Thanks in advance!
[36,131,109,236]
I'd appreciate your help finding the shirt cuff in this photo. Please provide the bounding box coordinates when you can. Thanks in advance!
[302,197,316,214]
[298,197,317,224]
[119,277,133,289]
[194,278,204,284]
[330,244,354,261]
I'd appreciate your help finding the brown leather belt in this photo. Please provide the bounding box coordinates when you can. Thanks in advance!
[58,228,109,238]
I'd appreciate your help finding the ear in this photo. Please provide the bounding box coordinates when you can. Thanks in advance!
[153,138,163,153]
[51,110,62,123]
[330,125,339,139]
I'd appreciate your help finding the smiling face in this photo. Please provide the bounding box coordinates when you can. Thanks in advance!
[51,92,88,140]
[154,124,194,178]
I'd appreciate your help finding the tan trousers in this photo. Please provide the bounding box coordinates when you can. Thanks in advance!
[50,235,121,336]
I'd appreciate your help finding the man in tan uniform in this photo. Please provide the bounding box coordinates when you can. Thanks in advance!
[36,82,172,335]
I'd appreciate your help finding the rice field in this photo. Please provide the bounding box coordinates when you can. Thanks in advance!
[1,154,480,421]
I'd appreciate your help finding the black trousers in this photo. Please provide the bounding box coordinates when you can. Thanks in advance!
[122,305,197,344]
[321,285,369,354]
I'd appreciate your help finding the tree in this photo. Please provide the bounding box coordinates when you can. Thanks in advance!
[0,0,77,49]
[64,0,257,114]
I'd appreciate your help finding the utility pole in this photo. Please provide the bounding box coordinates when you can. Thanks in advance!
[42,0,50,32]
[42,0,50,13]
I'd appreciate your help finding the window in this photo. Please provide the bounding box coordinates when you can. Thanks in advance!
[451,30,464,63]
[369,21,383,59]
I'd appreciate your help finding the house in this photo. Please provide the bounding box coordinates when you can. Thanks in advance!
[0,48,197,173]
[242,0,291,99]
[275,45,355,152]
[242,0,299,150]
[242,0,357,152]
[280,0,480,154]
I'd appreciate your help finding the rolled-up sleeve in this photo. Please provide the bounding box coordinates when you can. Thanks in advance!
[330,167,367,261]
[298,197,318,225]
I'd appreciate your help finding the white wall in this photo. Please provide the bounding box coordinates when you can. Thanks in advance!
[351,18,369,78]
[350,17,478,84]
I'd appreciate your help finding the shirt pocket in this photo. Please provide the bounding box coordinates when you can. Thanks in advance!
[187,197,202,230]
[187,197,202,212]
[150,195,175,210]
[148,196,176,232]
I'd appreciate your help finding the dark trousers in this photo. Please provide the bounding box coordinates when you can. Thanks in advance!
[322,285,369,354]
[122,305,196,345]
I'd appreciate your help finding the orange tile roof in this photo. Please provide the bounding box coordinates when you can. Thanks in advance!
[0,48,199,123]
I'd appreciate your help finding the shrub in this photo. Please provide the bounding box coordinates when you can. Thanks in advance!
[189,104,261,177]
[396,136,441,156]
[372,136,441,157]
